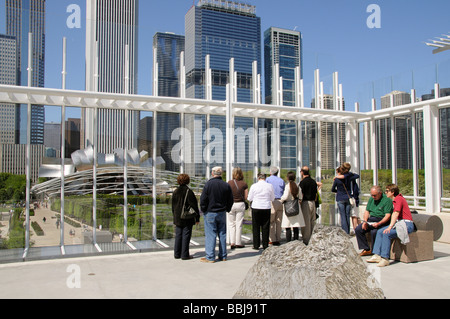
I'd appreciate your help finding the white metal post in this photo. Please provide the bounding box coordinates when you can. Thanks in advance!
[24,33,33,258]
[180,51,186,99]
[152,112,158,241]
[390,94,397,184]
[123,45,130,243]
[371,99,378,186]
[60,37,67,254]
[423,103,441,213]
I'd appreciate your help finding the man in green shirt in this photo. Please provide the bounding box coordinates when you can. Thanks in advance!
[355,186,393,256]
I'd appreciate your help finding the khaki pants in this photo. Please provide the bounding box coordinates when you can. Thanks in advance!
[270,199,283,243]
[300,200,316,245]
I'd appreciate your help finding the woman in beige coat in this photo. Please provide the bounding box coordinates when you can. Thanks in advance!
[280,171,306,242]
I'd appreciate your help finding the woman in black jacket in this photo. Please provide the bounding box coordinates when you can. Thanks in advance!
[172,174,200,260]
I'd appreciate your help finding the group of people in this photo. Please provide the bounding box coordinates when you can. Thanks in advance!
[356,184,416,267]
[331,162,416,267]
[171,164,416,267]
[171,166,320,263]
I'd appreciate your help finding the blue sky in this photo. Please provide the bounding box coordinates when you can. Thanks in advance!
[2,0,450,114]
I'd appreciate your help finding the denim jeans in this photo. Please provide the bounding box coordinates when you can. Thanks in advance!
[204,211,227,261]
[337,200,352,234]
[372,221,415,259]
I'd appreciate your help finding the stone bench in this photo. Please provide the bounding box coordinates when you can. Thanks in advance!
[390,230,434,263]
[389,214,440,263]
[363,214,438,263]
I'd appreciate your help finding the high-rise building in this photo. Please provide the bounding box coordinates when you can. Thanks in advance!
[153,32,185,98]
[185,0,261,102]
[153,32,185,172]
[6,0,46,145]
[379,90,412,170]
[184,0,261,176]
[422,88,450,169]
[264,27,303,106]
[0,34,19,144]
[311,95,346,170]
[264,27,303,172]
[85,0,139,154]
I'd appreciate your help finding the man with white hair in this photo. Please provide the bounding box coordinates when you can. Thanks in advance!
[200,167,234,263]
[266,166,285,246]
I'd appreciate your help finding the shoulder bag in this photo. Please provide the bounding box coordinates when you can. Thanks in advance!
[342,182,356,208]
[284,196,300,217]
[233,180,249,211]
[181,187,197,220]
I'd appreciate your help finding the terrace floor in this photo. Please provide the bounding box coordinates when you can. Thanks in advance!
[0,236,449,300]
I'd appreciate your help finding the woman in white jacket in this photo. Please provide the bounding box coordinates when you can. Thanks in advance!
[280,171,306,242]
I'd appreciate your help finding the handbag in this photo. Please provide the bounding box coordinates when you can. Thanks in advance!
[233,180,249,210]
[284,199,300,217]
[343,183,356,208]
[181,188,197,220]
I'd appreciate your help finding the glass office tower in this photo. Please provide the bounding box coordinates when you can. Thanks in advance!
[185,0,261,175]
[185,0,261,103]
[264,27,303,106]
[6,0,45,145]
[264,27,303,172]
[153,32,185,172]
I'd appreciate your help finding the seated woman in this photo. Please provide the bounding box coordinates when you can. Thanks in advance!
[367,184,415,267]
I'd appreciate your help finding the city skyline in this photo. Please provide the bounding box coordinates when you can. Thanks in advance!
[1,0,449,124]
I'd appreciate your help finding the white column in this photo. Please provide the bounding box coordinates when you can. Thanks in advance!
[180,51,186,99]
[423,103,441,213]
[371,99,378,185]
[60,37,67,254]
[205,55,212,100]
[24,33,33,257]
[390,94,397,184]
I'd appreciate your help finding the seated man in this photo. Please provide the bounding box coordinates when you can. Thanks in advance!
[355,185,393,256]
[367,184,416,267]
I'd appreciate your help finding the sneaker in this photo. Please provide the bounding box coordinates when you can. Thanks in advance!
[377,258,390,267]
[200,257,215,263]
[366,254,381,263]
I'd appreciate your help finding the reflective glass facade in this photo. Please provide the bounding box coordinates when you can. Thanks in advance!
[185,1,261,103]
[264,27,302,106]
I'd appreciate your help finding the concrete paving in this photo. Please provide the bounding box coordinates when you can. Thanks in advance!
[0,238,449,299]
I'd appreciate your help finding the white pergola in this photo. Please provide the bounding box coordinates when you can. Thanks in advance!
[1,38,449,257]
[426,33,450,54]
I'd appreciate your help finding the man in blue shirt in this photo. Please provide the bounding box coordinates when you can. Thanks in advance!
[266,167,285,246]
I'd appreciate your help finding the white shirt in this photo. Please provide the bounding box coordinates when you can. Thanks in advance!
[248,180,275,210]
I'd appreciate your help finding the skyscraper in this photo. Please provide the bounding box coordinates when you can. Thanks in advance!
[0,34,19,144]
[379,90,412,170]
[184,0,261,175]
[185,0,261,103]
[264,27,303,106]
[153,32,185,98]
[153,32,185,172]
[264,27,303,172]
[5,0,46,145]
[85,0,139,154]
[311,95,346,170]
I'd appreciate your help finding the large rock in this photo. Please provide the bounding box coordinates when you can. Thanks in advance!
[234,225,385,299]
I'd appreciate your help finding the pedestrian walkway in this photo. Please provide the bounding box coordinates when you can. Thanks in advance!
[0,237,449,299]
